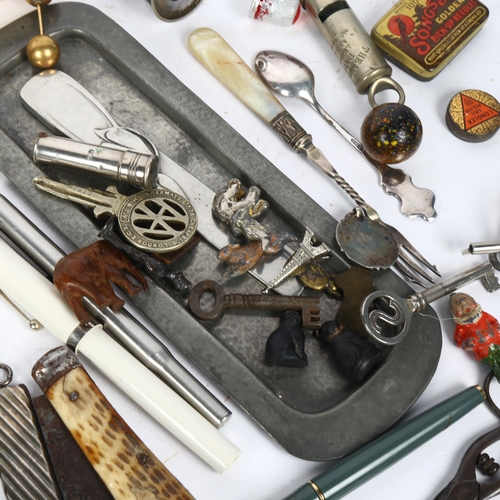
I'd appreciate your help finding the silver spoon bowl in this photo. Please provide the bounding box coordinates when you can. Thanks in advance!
[254,51,437,222]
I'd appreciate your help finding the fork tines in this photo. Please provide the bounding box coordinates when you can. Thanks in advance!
[394,244,441,288]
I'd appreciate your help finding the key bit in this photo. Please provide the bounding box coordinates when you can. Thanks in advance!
[335,266,375,338]
[188,280,321,329]
[362,262,500,345]
[32,175,197,253]
[263,227,332,292]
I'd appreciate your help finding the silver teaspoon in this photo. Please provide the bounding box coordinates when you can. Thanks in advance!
[254,51,437,222]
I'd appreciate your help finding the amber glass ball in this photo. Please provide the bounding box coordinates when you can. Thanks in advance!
[26,35,60,69]
[360,103,423,164]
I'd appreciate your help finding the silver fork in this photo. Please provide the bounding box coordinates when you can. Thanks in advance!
[188,28,440,287]
[289,132,440,287]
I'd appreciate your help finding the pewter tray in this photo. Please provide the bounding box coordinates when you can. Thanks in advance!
[0,3,442,460]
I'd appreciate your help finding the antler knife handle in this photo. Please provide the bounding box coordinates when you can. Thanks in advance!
[33,394,115,500]
[32,346,195,500]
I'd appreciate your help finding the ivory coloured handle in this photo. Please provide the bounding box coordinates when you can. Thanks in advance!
[188,27,285,124]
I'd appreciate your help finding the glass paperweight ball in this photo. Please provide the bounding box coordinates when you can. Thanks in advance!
[361,103,423,164]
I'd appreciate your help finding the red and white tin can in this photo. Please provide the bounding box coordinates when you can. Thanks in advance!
[249,0,301,26]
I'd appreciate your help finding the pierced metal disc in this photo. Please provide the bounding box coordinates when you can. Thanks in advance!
[117,188,197,253]
[336,209,398,270]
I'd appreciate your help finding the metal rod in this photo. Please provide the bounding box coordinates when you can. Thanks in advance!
[37,4,44,35]
[464,241,500,255]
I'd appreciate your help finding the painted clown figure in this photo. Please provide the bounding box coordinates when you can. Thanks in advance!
[449,292,500,381]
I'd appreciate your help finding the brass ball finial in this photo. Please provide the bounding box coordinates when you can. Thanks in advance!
[26,34,60,69]
[25,0,60,69]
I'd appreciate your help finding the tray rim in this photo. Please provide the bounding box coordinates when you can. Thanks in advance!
[0,2,442,461]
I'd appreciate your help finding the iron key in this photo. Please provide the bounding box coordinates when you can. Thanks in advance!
[188,280,321,329]
[361,262,500,346]
[32,175,197,253]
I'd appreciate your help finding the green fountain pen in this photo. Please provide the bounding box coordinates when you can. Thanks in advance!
[284,385,486,500]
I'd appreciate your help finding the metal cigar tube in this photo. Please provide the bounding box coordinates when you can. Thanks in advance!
[301,0,404,102]
[33,134,159,189]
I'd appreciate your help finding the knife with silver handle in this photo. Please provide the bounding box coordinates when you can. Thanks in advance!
[0,193,231,430]
[0,381,62,500]
[20,70,302,296]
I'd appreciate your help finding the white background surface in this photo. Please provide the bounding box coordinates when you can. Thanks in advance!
[1,1,500,499]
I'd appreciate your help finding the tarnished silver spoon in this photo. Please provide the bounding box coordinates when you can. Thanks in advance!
[254,50,437,222]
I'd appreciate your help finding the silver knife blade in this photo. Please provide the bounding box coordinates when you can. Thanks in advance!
[20,70,303,295]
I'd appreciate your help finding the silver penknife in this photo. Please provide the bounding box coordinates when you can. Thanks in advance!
[20,70,302,296]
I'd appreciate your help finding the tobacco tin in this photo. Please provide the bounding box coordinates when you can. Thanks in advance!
[446,89,500,142]
[371,0,489,81]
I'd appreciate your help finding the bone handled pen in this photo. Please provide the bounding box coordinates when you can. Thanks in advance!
[0,194,231,430]
[0,236,239,473]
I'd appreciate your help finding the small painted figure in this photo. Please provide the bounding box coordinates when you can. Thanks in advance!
[449,292,500,381]
[213,179,296,276]
[213,179,271,247]
[317,320,381,382]
[265,310,308,368]
[54,240,148,323]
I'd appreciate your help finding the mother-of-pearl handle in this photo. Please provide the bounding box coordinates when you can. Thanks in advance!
[188,27,285,124]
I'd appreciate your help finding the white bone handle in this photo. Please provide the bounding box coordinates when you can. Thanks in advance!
[188,27,285,123]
